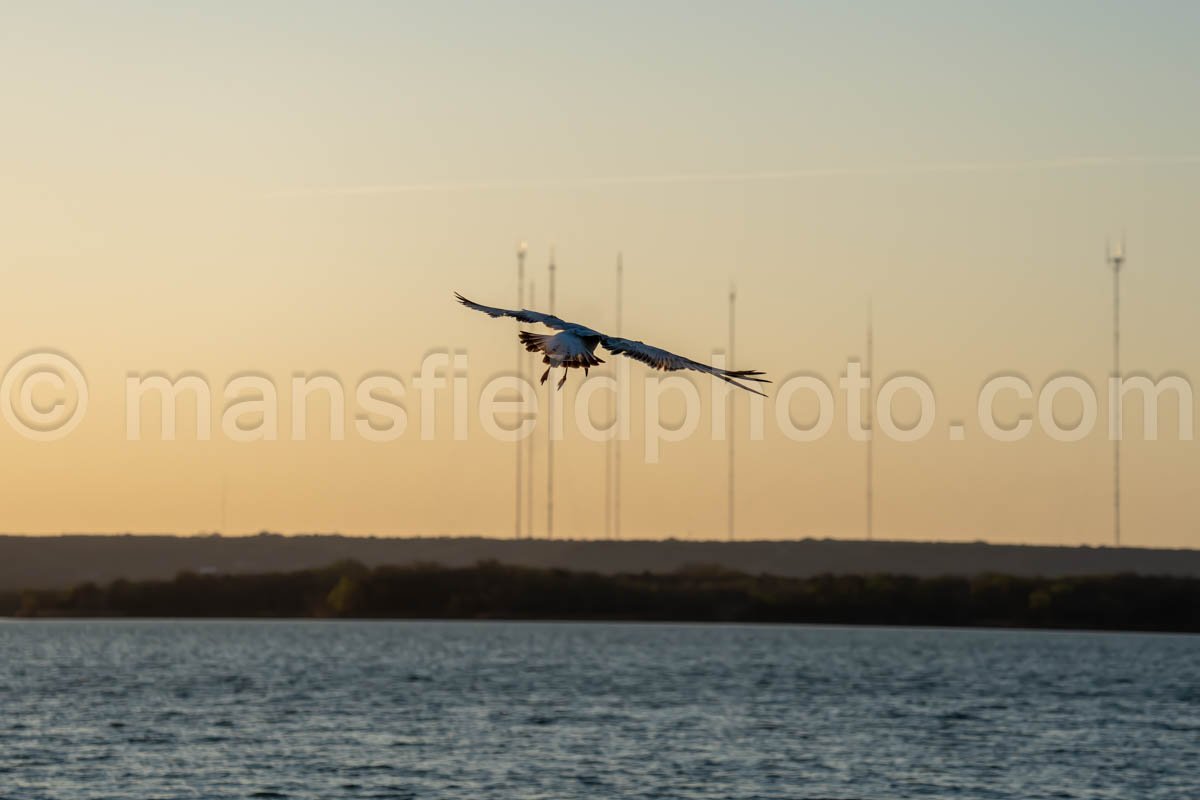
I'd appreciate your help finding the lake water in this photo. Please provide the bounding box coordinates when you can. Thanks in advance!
[0,621,1197,799]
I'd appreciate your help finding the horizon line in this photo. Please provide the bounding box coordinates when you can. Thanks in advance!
[0,531,1185,550]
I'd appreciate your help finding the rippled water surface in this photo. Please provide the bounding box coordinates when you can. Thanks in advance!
[1,621,1198,799]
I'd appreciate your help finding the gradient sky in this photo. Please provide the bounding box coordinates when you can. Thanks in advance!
[2,1,1198,545]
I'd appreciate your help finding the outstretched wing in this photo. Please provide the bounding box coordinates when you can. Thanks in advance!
[601,336,770,396]
[455,292,596,334]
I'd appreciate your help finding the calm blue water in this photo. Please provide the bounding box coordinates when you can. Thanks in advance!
[0,621,1197,799]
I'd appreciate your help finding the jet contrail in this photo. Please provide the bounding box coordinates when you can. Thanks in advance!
[269,155,1200,198]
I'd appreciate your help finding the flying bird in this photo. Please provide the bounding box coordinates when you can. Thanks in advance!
[455,292,769,395]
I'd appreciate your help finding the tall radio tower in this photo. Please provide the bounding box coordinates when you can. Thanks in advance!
[547,248,557,539]
[526,279,536,538]
[514,242,527,539]
[607,253,624,540]
[605,368,612,539]
[866,296,874,541]
[1107,237,1126,547]
[728,283,737,541]
[615,254,624,540]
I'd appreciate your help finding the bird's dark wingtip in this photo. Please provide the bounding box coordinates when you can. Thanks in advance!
[729,370,770,383]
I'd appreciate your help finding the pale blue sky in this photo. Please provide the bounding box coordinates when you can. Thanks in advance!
[6,1,1199,185]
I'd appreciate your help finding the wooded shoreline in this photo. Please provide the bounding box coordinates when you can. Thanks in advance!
[6,561,1199,633]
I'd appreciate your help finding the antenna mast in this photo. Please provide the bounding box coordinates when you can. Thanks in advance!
[547,248,556,540]
[612,254,624,539]
[526,280,536,538]
[866,296,874,541]
[515,242,527,539]
[728,283,736,541]
[605,254,623,540]
[1107,237,1126,547]
[604,367,611,540]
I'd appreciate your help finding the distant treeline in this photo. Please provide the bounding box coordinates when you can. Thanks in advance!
[5,561,1199,632]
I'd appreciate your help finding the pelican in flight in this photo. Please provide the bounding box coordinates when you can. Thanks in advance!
[456,292,769,396]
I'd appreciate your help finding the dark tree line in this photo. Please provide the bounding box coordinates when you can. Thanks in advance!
[7,561,1200,632]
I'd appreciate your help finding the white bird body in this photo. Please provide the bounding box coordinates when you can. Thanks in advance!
[520,330,604,371]
[456,292,769,395]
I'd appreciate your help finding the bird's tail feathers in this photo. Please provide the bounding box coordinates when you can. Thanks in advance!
[519,330,550,353]
[565,351,604,368]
